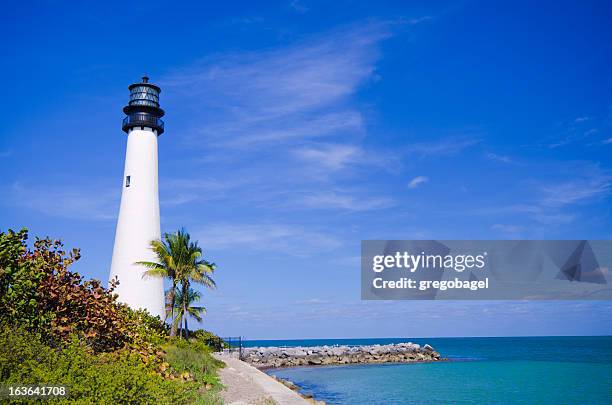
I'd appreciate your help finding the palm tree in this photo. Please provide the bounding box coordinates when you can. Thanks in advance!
[173,231,215,338]
[173,286,206,338]
[136,234,180,336]
[137,228,216,338]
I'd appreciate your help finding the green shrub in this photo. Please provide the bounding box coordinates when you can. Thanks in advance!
[190,328,229,350]
[129,308,169,344]
[162,339,224,387]
[0,229,223,404]
[191,329,222,342]
[0,229,162,354]
[0,325,220,404]
[0,229,55,334]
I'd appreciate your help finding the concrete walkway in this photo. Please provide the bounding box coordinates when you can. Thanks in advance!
[214,352,309,405]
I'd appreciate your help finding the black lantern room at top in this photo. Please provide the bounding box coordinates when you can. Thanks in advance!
[121,76,165,135]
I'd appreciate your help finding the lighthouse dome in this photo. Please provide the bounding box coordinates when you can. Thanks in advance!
[122,76,165,135]
[128,76,160,108]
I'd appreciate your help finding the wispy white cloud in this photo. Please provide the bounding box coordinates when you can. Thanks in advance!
[8,177,245,220]
[491,223,524,234]
[295,298,331,304]
[10,182,118,221]
[298,190,395,211]
[540,177,611,207]
[160,21,408,215]
[220,16,265,26]
[408,175,429,189]
[160,178,244,207]
[163,22,391,149]
[485,152,516,164]
[411,136,480,157]
[602,137,612,145]
[405,16,433,25]
[289,0,309,13]
[223,112,365,147]
[203,298,612,337]
[470,204,576,226]
[293,144,363,171]
[530,212,575,225]
[469,162,611,229]
[546,114,608,148]
[195,223,342,256]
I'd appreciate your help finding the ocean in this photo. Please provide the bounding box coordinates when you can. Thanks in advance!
[243,337,612,404]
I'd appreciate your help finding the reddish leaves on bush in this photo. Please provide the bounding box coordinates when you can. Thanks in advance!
[0,229,162,354]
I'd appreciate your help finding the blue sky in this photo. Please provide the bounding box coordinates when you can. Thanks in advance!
[1,0,611,339]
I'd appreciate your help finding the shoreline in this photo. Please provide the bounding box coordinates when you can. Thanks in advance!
[269,375,325,404]
[213,352,311,404]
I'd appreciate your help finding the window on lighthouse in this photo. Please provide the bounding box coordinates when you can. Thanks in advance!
[125,176,131,187]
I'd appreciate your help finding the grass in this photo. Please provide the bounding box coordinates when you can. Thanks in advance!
[162,338,226,404]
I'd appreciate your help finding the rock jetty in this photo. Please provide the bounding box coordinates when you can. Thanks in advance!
[242,342,442,369]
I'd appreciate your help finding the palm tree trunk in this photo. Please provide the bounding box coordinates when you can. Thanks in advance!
[179,281,188,339]
[182,299,187,338]
[177,313,182,339]
[169,281,177,337]
[184,303,188,338]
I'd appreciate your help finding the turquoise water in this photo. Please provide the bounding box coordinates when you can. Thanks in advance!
[244,337,612,404]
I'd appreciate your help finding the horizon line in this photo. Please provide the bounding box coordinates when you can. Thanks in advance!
[239,334,612,341]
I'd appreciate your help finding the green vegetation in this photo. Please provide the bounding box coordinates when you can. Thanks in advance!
[0,228,224,404]
[173,286,207,337]
[0,326,217,404]
[138,228,216,338]
[162,339,224,387]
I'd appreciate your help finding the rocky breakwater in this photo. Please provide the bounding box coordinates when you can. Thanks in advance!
[242,342,442,369]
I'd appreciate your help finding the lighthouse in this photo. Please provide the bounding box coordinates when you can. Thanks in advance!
[109,76,165,319]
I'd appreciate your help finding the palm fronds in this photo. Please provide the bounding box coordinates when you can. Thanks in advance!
[136,228,216,338]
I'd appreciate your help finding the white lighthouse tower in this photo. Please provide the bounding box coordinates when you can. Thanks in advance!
[109,76,165,319]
